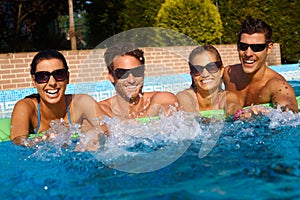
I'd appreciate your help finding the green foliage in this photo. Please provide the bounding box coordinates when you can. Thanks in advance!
[118,0,165,30]
[218,0,300,63]
[0,0,69,52]
[85,0,124,48]
[155,0,223,45]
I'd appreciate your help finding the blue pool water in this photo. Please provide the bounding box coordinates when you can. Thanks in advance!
[1,107,300,199]
[1,64,300,199]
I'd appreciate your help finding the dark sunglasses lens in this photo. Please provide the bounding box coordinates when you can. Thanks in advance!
[132,65,144,77]
[238,42,267,52]
[251,44,267,52]
[34,69,68,83]
[191,66,203,76]
[114,68,129,79]
[238,42,249,51]
[206,63,220,73]
[53,69,68,81]
[35,72,50,83]
[114,65,144,79]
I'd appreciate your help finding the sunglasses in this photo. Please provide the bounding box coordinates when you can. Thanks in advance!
[238,42,268,52]
[113,65,145,79]
[34,69,68,84]
[190,61,222,76]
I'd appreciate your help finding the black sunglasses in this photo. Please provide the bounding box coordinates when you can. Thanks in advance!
[34,69,68,84]
[238,42,268,52]
[113,65,145,79]
[190,61,222,76]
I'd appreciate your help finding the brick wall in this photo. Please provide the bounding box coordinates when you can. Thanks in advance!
[0,43,281,91]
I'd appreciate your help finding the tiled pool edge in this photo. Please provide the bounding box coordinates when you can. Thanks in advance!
[1,64,299,118]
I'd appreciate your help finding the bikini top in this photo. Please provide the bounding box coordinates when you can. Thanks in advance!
[25,94,72,134]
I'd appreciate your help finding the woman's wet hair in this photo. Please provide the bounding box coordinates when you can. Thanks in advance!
[188,45,223,90]
[30,49,69,75]
[238,16,273,44]
[104,42,145,74]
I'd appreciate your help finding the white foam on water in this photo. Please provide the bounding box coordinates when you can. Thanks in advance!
[91,111,202,173]
[28,119,81,161]
[266,107,300,129]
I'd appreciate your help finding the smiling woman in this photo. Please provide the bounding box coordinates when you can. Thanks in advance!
[176,45,242,115]
[10,49,106,147]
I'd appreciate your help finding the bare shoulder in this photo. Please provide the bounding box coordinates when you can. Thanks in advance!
[151,91,178,104]
[223,64,242,82]
[264,68,290,88]
[224,64,241,74]
[265,67,285,80]
[13,98,36,113]
[176,88,194,100]
[98,97,111,106]
[98,98,113,117]
[70,93,94,101]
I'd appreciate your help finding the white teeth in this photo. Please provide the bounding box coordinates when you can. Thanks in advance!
[127,86,136,89]
[202,79,213,83]
[245,60,255,64]
[46,89,59,94]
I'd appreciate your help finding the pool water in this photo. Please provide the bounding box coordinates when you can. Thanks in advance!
[1,110,300,199]
[1,75,300,199]
[1,84,300,199]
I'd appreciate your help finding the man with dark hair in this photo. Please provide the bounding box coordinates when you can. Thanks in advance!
[98,43,179,119]
[223,16,298,112]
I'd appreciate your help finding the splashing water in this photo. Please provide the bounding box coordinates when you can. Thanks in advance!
[91,111,204,173]
[28,119,81,161]
[7,105,300,199]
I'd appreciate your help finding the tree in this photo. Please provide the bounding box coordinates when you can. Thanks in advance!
[84,0,124,48]
[118,0,164,30]
[0,0,67,52]
[68,0,77,50]
[155,0,223,45]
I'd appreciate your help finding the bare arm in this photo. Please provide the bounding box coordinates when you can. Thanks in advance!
[73,94,110,151]
[224,91,243,115]
[176,90,198,112]
[98,98,113,118]
[10,99,35,146]
[150,92,179,116]
[263,79,298,112]
[73,94,108,132]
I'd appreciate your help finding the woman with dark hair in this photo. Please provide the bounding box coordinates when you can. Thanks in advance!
[176,45,242,115]
[10,49,106,147]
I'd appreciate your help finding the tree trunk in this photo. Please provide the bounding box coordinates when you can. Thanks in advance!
[68,0,77,50]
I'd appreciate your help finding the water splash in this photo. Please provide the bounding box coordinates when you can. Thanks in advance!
[91,111,204,173]
[28,119,81,161]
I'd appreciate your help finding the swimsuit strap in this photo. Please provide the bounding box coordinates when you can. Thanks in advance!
[66,97,73,125]
[25,94,41,134]
[34,101,41,134]
[33,96,72,134]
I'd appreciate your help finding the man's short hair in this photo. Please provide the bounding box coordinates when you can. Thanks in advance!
[238,16,273,44]
[104,43,145,74]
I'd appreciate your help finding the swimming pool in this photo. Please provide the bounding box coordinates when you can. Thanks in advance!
[0,64,300,199]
